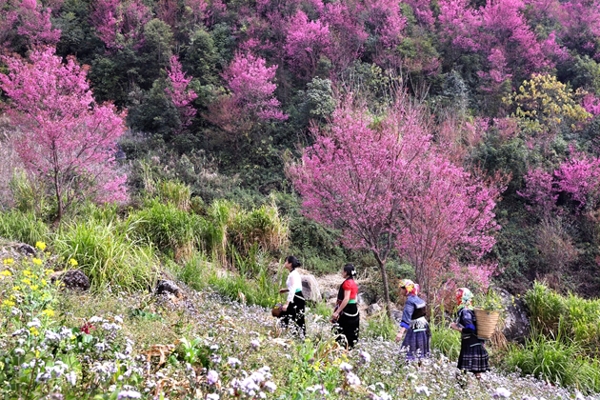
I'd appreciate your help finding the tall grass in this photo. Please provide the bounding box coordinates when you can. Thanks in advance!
[0,210,49,245]
[130,199,205,261]
[156,180,191,211]
[53,219,158,291]
[362,312,397,340]
[430,318,461,360]
[503,334,600,393]
[9,170,49,216]
[524,282,600,354]
[501,282,600,393]
[230,203,289,256]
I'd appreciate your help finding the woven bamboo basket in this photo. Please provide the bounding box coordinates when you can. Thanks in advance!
[474,308,500,340]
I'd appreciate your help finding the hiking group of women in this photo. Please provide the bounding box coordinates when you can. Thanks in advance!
[276,256,489,379]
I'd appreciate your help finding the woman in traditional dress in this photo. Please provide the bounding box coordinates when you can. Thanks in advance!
[395,279,430,360]
[279,256,305,336]
[450,287,490,379]
[332,264,360,348]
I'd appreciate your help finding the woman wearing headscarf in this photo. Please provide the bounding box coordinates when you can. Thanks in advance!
[279,256,305,336]
[395,279,430,360]
[332,264,360,348]
[450,288,489,379]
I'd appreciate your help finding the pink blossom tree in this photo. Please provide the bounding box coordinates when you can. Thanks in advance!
[221,51,287,121]
[16,0,61,47]
[284,10,331,80]
[90,0,152,50]
[397,159,503,292]
[438,0,558,81]
[519,152,600,215]
[0,47,128,222]
[165,55,198,134]
[288,96,502,304]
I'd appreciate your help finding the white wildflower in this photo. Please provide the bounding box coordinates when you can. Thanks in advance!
[415,385,431,396]
[66,371,77,386]
[339,362,353,372]
[207,370,219,385]
[493,387,511,398]
[346,372,361,386]
[227,357,241,367]
[264,381,277,392]
[117,390,142,399]
[27,318,41,328]
[359,350,372,364]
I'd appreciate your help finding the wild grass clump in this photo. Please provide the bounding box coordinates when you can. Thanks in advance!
[362,312,397,340]
[503,334,600,393]
[524,282,600,353]
[499,282,600,393]
[430,318,461,360]
[130,198,205,261]
[0,209,49,245]
[53,219,158,291]
[230,203,289,256]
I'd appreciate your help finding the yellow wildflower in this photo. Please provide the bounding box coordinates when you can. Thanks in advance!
[13,286,21,291]
[0,270,12,277]
[2,300,15,307]
[2,258,14,266]
[35,241,46,251]
[42,309,55,317]
[45,269,54,276]
[69,258,78,267]
[32,258,42,266]
[23,270,32,277]
[41,279,47,287]
[21,278,32,285]
[30,285,39,291]
[29,327,39,336]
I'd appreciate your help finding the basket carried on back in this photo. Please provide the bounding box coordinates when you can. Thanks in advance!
[474,308,500,340]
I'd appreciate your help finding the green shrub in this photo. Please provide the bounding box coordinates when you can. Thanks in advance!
[0,210,49,245]
[9,170,49,217]
[130,199,205,261]
[53,219,158,291]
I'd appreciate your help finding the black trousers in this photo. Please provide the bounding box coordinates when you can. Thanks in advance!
[281,293,306,337]
[333,303,360,348]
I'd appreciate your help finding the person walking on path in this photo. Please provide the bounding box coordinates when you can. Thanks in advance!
[450,287,490,380]
[332,264,360,348]
[279,256,306,337]
[395,279,430,360]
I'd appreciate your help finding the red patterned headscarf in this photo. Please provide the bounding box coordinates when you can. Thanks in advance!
[400,279,418,296]
[456,287,474,310]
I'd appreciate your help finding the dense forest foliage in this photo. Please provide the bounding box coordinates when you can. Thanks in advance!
[1,0,600,297]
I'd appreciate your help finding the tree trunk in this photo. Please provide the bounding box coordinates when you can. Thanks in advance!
[53,169,62,224]
[373,252,393,319]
